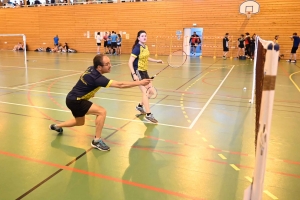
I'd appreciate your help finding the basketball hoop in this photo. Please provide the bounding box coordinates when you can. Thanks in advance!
[246,11,252,19]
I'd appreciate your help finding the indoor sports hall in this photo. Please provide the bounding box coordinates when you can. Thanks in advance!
[0,1,299,200]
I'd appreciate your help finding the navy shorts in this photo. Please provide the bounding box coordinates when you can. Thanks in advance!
[66,98,93,118]
[291,46,298,53]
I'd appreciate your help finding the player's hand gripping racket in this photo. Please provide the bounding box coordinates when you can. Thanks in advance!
[136,70,158,99]
[150,50,187,79]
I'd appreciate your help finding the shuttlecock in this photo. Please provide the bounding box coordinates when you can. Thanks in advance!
[243,87,246,90]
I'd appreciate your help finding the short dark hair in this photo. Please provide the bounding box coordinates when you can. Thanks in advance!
[225,33,229,35]
[93,54,105,69]
[293,33,297,35]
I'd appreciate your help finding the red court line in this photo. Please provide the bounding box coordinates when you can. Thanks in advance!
[0,150,204,200]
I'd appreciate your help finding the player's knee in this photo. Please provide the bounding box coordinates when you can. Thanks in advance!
[97,107,106,116]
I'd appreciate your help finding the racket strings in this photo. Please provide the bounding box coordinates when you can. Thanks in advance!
[167,51,187,68]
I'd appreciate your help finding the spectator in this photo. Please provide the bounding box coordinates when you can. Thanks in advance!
[286,33,300,63]
[236,34,245,58]
[189,32,200,56]
[117,33,122,55]
[54,35,59,46]
[96,32,101,54]
[222,33,230,60]
[13,42,24,51]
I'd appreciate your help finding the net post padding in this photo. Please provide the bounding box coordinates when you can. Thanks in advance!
[243,39,279,200]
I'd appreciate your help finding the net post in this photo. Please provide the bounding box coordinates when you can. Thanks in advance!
[155,36,158,57]
[213,36,217,59]
[169,36,172,55]
[230,36,233,59]
[23,34,27,69]
[250,36,260,104]
[248,39,279,200]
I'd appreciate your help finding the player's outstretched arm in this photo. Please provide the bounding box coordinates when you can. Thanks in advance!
[148,57,163,63]
[110,79,152,89]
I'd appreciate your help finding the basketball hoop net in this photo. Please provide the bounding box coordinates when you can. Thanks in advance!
[246,11,252,19]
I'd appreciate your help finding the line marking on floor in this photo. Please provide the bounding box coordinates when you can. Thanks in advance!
[209,145,215,149]
[0,101,190,129]
[264,190,278,199]
[202,137,207,142]
[289,71,300,92]
[230,164,240,171]
[218,154,227,160]
[196,131,200,134]
[189,65,235,129]
[0,86,201,110]
[14,73,81,88]
[245,176,252,182]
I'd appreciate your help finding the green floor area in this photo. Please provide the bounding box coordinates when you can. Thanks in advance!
[0,50,300,199]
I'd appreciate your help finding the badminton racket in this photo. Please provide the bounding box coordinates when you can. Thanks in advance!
[150,50,187,79]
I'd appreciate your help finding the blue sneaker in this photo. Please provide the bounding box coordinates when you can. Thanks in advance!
[49,124,63,133]
[91,139,110,151]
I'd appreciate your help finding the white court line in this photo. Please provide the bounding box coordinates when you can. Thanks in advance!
[0,86,201,110]
[14,73,81,88]
[189,65,235,129]
[0,63,123,72]
[0,101,189,129]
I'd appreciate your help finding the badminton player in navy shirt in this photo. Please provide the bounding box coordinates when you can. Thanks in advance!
[128,30,163,123]
[49,54,152,151]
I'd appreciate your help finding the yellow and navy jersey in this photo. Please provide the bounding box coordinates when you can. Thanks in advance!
[67,66,112,100]
[131,44,150,71]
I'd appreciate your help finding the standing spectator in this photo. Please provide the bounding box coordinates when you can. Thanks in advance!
[286,33,300,63]
[111,31,118,55]
[54,35,59,46]
[236,34,245,58]
[245,32,251,58]
[250,33,256,60]
[189,32,200,56]
[96,32,101,54]
[274,35,280,61]
[117,33,122,55]
[222,33,230,60]
[107,32,112,54]
[103,32,108,54]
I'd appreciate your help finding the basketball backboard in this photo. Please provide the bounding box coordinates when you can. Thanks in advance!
[240,0,260,14]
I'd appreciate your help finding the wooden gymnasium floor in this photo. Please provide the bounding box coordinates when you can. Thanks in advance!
[0,50,299,200]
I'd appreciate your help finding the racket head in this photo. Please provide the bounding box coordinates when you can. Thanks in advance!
[167,50,187,68]
[146,86,158,99]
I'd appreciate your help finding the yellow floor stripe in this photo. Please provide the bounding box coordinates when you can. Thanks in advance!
[187,120,191,123]
[264,190,278,199]
[209,145,215,149]
[218,154,227,160]
[202,137,207,142]
[230,164,240,171]
[289,71,300,92]
[245,176,252,182]
[196,131,200,134]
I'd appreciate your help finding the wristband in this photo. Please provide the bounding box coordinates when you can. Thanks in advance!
[132,73,136,75]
